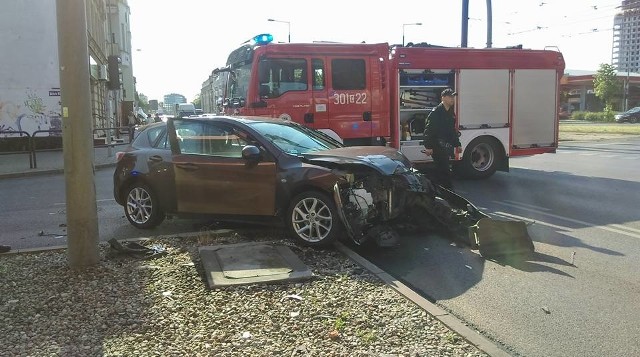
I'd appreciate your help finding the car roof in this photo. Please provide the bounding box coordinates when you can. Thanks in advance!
[176,115,296,126]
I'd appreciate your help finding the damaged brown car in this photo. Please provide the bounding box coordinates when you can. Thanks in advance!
[114,115,526,251]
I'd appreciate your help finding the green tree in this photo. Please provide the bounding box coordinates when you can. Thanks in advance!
[136,92,150,112]
[593,63,621,112]
[192,93,201,109]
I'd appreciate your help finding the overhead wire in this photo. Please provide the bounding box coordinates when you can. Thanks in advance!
[499,1,625,38]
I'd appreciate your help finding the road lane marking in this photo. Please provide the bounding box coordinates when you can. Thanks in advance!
[498,200,551,211]
[610,223,640,234]
[492,205,640,240]
[492,211,573,231]
[53,198,115,206]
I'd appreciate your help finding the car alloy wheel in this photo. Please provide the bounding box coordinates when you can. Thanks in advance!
[124,183,164,229]
[288,191,338,246]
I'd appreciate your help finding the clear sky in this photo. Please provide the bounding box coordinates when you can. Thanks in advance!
[129,0,620,103]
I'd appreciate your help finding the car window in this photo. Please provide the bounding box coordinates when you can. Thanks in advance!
[153,129,169,149]
[248,121,340,155]
[174,120,248,158]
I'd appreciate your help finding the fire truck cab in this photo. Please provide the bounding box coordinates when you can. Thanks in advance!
[220,35,390,146]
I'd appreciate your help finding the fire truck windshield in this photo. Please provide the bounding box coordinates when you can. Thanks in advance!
[225,64,251,108]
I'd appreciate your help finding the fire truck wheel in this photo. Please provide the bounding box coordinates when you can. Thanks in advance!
[459,137,499,179]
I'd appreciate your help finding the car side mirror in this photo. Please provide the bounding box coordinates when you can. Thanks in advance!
[241,145,261,161]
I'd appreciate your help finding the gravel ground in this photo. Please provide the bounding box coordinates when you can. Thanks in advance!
[0,230,487,357]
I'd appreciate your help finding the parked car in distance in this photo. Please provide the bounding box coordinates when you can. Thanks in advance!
[615,107,640,123]
[113,115,487,247]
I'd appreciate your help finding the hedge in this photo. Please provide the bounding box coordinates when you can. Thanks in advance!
[568,111,615,122]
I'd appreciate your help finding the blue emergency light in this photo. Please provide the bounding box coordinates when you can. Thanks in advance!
[252,34,274,45]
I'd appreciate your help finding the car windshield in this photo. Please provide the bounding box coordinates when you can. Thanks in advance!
[248,121,342,155]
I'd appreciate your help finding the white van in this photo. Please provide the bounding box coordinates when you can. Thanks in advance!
[176,103,196,118]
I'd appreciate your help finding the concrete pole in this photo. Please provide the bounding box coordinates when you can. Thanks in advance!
[56,0,100,266]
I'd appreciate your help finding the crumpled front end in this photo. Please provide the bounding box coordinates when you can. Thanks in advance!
[332,166,490,248]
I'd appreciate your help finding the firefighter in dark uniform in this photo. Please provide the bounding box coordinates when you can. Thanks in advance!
[423,88,461,190]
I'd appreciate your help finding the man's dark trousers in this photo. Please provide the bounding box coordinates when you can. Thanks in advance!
[432,146,453,189]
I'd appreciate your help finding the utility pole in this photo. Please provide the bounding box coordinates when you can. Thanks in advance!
[461,0,469,47]
[461,0,492,48]
[486,0,493,48]
[56,0,99,266]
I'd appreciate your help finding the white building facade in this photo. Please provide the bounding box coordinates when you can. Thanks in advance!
[0,0,135,136]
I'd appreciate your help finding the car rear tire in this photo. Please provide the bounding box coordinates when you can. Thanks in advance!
[124,183,165,229]
[287,191,339,246]
[458,137,499,179]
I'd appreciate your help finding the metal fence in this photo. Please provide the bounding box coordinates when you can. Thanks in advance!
[0,126,133,169]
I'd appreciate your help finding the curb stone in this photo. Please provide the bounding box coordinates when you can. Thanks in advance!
[334,242,512,357]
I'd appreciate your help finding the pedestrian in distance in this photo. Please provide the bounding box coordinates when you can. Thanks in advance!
[422,88,461,190]
[127,110,136,126]
[127,110,137,142]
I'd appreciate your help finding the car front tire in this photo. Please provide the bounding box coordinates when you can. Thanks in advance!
[287,191,339,246]
[124,183,165,229]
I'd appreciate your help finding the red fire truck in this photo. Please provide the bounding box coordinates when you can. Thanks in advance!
[216,34,565,178]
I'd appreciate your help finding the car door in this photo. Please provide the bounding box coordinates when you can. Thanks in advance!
[168,119,277,216]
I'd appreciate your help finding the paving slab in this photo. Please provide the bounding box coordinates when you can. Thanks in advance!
[199,242,313,288]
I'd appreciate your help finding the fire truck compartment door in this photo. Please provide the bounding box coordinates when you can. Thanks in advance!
[512,69,557,148]
[327,58,374,140]
[458,69,510,128]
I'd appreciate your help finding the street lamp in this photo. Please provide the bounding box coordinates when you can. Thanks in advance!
[268,18,291,43]
[402,22,422,46]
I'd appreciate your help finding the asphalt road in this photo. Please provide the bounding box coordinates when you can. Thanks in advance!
[360,137,640,357]
[0,169,219,250]
[1,137,638,357]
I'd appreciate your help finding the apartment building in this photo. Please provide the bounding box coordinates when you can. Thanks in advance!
[0,0,135,136]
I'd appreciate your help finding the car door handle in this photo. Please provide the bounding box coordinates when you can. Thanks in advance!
[175,163,199,171]
[148,155,163,162]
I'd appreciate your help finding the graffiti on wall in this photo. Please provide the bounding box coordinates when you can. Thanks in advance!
[0,88,62,136]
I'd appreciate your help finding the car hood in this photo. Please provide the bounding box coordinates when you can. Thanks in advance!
[301,146,412,175]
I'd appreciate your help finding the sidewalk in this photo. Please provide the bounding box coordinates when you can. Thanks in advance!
[0,145,121,179]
